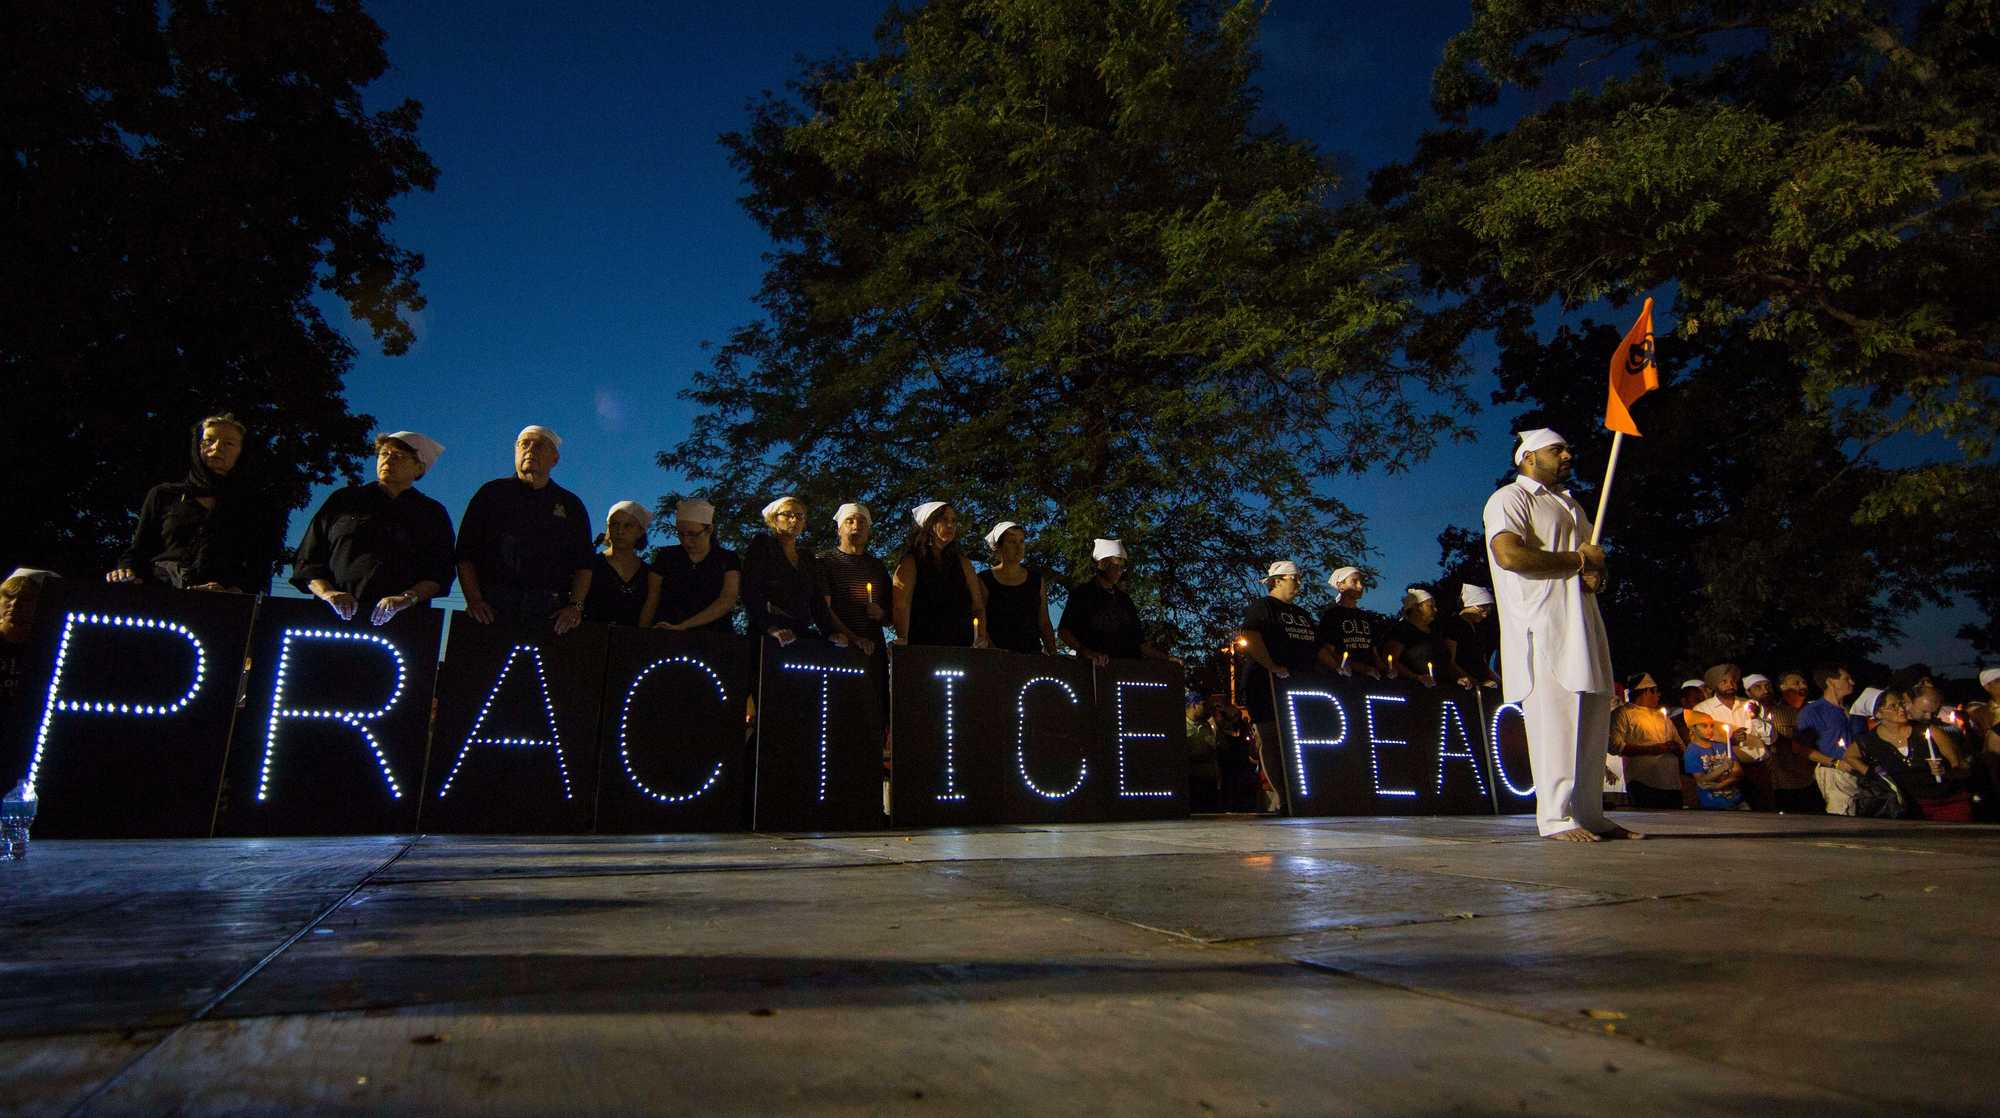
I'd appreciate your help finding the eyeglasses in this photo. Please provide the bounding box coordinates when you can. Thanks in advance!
[773,511,804,521]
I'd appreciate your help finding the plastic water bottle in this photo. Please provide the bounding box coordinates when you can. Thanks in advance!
[1,781,36,861]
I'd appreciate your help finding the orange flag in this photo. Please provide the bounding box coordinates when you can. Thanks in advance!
[1605,296,1660,436]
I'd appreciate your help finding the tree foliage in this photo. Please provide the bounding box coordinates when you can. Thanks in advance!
[1373,0,1998,668]
[1,0,437,583]
[664,0,1463,650]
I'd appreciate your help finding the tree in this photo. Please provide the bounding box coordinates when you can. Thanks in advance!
[1372,0,1999,667]
[1,0,437,584]
[664,0,1460,650]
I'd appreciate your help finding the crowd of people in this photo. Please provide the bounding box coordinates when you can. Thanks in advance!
[2,414,1996,826]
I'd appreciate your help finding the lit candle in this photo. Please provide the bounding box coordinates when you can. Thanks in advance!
[1426,660,1435,679]
[865,581,873,601]
[1340,649,1350,672]
[973,617,981,640]
[1927,727,1939,761]
[1387,653,1396,674]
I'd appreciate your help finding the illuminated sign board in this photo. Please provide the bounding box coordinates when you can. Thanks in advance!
[752,637,884,831]
[1268,673,1501,816]
[591,625,750,834]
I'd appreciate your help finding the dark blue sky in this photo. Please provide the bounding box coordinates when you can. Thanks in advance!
[309,0,1980,672]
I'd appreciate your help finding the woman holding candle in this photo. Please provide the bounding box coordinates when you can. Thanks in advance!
[892,501,988,647]
[1856,690,1973,820]
[1381,587,1450,687]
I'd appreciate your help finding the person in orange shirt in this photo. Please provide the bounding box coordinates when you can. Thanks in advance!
[1609,673,1683,810]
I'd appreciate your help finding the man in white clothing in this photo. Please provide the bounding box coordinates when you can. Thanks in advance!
[1483,429,1642,842]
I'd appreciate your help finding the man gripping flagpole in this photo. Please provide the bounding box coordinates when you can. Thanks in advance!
[1591,297,1662,545]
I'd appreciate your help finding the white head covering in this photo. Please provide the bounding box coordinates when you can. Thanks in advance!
[1981,668,2000,688]
[1404,587,1433,603]
[516,424,562,450]
[1329,566,1362,588]
[5,567,58,583]
[1849,687,1884,718]
[1460,584,1495,608]
[606,501,652,530]
[761,496,802,524]
[674,498,715,525]
[986,521,1022,550]
[1514,427,1565,465]
[1092,538,1127,562]
[910,501,947,526]
[1741,673,1770,690]
[1264,560,1300,581]
[381,431,444,471]
[833,502,872,529]
[1679,679,1706,693]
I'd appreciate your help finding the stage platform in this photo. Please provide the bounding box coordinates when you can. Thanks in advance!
[4,812,1996,1116]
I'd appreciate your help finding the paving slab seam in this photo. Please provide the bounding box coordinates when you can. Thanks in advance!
[57,837,421,1118]
[1202,892,1678,948]
[366,857,917,888]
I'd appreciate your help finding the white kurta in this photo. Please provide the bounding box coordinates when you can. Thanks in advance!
[1481,475,1614,703]
[1483,473,1617,836]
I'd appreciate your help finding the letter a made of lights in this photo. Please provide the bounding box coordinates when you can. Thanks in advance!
[1282,689,1347,800]
[1488,701,1534,797]
[1113,679,1174,798]
[26,611,208,796]
[437,644,575,800]
[257,628,411,802]
[782,661,867,803]
[1433,699,1489,799]
[1015,676,1086,799]
[619,655,730,804]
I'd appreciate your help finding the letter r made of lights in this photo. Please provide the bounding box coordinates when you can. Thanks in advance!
[1282,690,1347,800]
[257,628,411,803]
[620,655,730,804]
[438,645,575,800]
[1113,679,1174,798]
[1016,676,1086,799]
[27,611,209,796]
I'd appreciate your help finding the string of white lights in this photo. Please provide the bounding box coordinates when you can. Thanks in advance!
[1361,694,1417,797]
[1015,676,1086,799]
[1281,689,1348,800]
[1488,701,1534,797]
[933,668,966,801]
[256,627,410,803]
[26,611,208,794]
[1112,680,1173,798]
[1433,699,1489,798]
[618,655,728,804]
[438,644,575,801]
[781,661,866,802]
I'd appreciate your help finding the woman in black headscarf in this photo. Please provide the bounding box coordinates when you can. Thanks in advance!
[106,414,283,593]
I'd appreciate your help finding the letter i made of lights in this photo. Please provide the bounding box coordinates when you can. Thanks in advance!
[782,661,866,802]
[1015,676,1086,799]
[1282,690,1347,800]
[257,628,410,802]
[1361,693,1416,798]
[1113,679,1174,798]
[933,668,966,801]
[26,612,208,795]
[1433,700,1489,799]
[438,645,575,800]
[619,656,729,804]
[1488,702,1534,797]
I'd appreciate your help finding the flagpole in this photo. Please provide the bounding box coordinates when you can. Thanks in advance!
[1589,431,1624,546]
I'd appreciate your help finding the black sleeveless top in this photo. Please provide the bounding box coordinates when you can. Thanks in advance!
[582,553,649,627]
[978,567,1044,654]
[907,547,974,646]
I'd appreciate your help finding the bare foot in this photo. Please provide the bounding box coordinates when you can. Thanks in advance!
[1598,823,1646,840]
[1544,827,1601,843]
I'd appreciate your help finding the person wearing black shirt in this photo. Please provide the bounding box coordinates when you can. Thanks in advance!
[1239,560,1321,806]
[1381,587,1445,686]
[108,414,284,594]
[1314,565,1384,678]
[979,521,1057,656]
[581,501,661,627]
[1057,538,1173,666]
[892,501,988,647]
[293,431,455,626]
[1858,689,1973,821]
[817,502,890,655]
[1438,584,1501,689]
[741,497,850,646]
[651,498,740,633]
[455,425,593,632]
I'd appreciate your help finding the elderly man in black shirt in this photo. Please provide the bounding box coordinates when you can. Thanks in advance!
[293,431,455,626]
[456,425,593,632]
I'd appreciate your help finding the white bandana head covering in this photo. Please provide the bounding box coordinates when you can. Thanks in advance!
[1741,673,1770,690]
[986,521,1022,550]
[1404,587,1433,603]
[5,567,58,584]
[381,431,444,472]
[606,501,652,530]
[1092,538,1127,562]
[1514,427,1565,465]
[1263,560,1300,581]
[517,424,562,450]
[1981,668,2000,688]
[1679,679,1706,693]
[910,500,947,527]
[833,502,872,529]
[1329,566,1362,589]
[674,498,715,526]
[1460,584,1494,608]
[762,496,803,524]
[1849,687,1884,717]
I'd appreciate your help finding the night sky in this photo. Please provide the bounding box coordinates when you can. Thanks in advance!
[299,0,1980,673]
